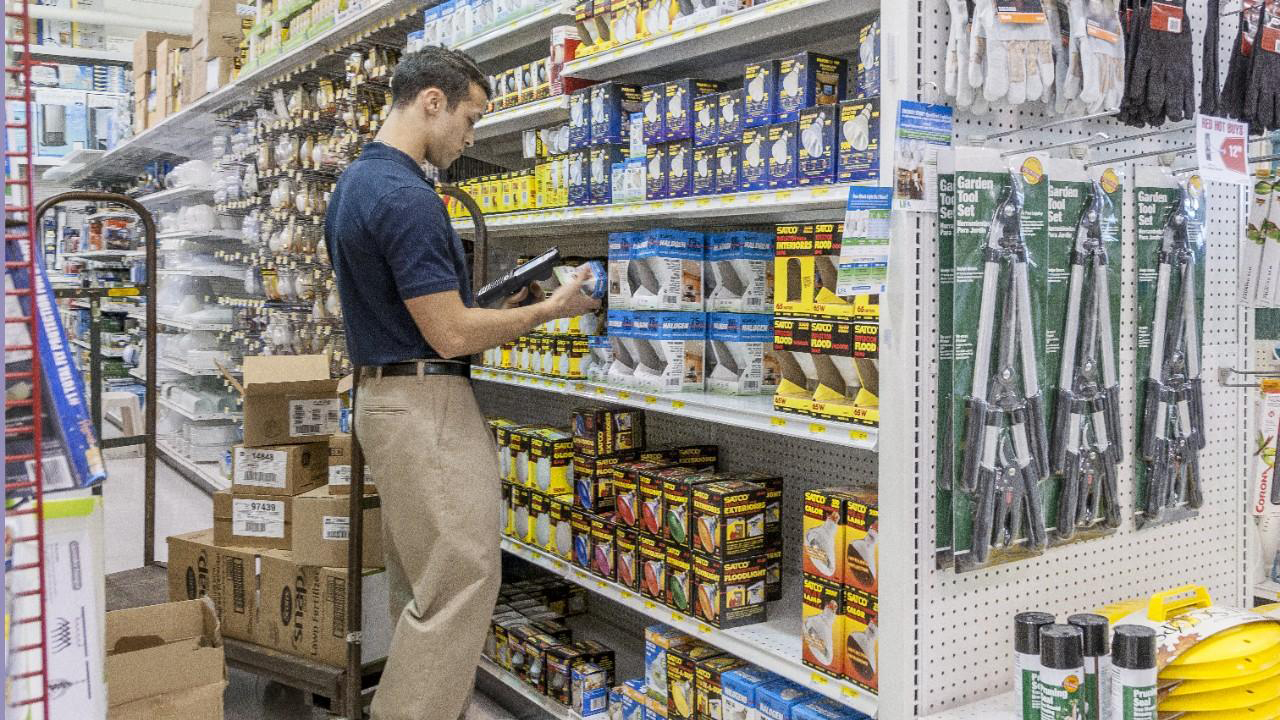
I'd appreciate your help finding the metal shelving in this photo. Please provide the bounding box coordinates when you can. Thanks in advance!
[1258,580,1280,603]
[454,1,573,65]
[473,94,570,142]
[156,396,242,422]
[155,315,234,331]
[155,439,228,494]
[475,367,877,450]
[135,184,216,207]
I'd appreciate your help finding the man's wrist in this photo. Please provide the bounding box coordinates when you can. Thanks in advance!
[531,296,561,325]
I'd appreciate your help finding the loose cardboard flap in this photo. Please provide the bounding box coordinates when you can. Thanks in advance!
[242,354,330,385]
[106,597,221,652]
[106,640,224,706]
[108,680,225,720]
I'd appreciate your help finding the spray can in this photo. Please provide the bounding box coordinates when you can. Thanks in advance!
[1109,625,1157,720]
[1038,624,1085,720]
[1015,612,1057,720]
[1068,614,1111,720]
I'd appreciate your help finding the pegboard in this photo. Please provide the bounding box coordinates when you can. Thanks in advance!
[911,0,1252,716]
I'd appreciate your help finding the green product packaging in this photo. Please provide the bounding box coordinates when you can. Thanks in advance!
[1108,625,1157,720]
[1132,167,1206,529]
[1015,612,1056,720]
[1038,625,1085,720]
[951,148,1050,573]
[1068,614,1110,720]
[936,149,956,569]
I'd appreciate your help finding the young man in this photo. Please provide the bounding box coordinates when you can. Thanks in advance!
[324,47,600,720]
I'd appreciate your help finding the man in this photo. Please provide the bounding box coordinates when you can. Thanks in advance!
[324,47,600,720]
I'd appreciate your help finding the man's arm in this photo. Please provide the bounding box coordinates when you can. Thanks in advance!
[405,267,600,359]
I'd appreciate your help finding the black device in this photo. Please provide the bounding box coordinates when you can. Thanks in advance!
[475,247,561,307]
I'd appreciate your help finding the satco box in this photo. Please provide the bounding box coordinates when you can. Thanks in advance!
[640,465,696,537]
[502,482,516,537]
[590,81,643,144]
[665,543,694,613]
[662,470,726,547]
[842,489,877,596]
[213,491,292,551]
[574,452,631,512]
[573,405,645,455]
[643,625,695,705]
[642,82,665,143]
[646,142,668,200]
[693,92,718,147]
[836,97,879,184]
[569,147,592,206]
[527,490,550,546]
[776,51,847,122]
[614,460,666,527]
[570,86,593,148]
[740,126,769,191]
[574,637,617,686]
[231,442,328,496]
[666,139,693,198]
[774,224,815,315]
[105,598,227,720]
[692,552,768,629]
[691,479,768,559]
[715,142,740,194]
[717,89,743,143]
[801,577,844,677]
[797,104,837,186]
[616,525,640,589]
[511,484,530,539]
[766,121,797,189]
[528,427,574,495]
[550,494,576,559]
[664,79,721,142]
[666,643,725,719]
[802,487,857,583]
[638,533,667,603]
[589,513,617,580]
[695,655,747,719]
[743,59,778,128]
[591,143,627,204]
[291,487,383,567]
[693,146,717,196]
[546,643,587,704]
[571,507,594,569]
[729,471,783,541]
[842,588,877,692]
[240,355,340,447]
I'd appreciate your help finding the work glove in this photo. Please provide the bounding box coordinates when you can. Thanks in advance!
[945,0,991,113]
[1076,0,1126,113]
[969,0,1056,106]
[1122,0,1195,126]
[1220,0,1262,119]
[1201,0,1221,115]
[1245,2,1280,131]
[1050,0,1084,115]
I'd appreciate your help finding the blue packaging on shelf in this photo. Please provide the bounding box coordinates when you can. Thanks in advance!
[692,145,716,196]
[852,18,881,99]
[743,59,778,128]
[766,121,797,189]
[590,144,627,204]
[836,97,880,183]
[797,104,836,186]
[706,231,773,313]
[630,112,647,158]
[775,51,847,122]
[630,229,706,311]
[722,667,783,720]
[707,312,775,395]
[756,681,818,720]
[715,143,740,194]
[609,232,640,309]
[663,79,721,141]
[693,92,718,147]
[717,89,743,143]
[572,662,610,717]
[793,698,874,720]
[591,82,643,145]
[642,83,666,144]
[740,126,768,191]
[665,140,693,198]
[620,679,646,720]
[646,143,668,200]
[569,148,592,206]
[570,86,593,149]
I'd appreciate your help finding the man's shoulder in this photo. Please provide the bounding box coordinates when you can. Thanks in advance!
[339,162,442,212]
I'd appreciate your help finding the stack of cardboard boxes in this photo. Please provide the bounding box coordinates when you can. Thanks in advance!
[167,356,390,668]
[190,0,249,99]
[131,31,188,132]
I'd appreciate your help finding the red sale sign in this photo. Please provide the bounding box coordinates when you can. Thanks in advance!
[1196,113,1249,185]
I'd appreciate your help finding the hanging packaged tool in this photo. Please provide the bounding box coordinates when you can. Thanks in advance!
[936,150,957,569]
[1134,169,1207,528]
[951,148,1050,572]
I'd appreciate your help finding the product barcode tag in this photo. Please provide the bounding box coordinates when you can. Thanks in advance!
[322,516,349,540]
[1150,0,1185,32]
[25,455,73,491]
[289,398,340,437]
[234,448,287,488]
[232,498,285,538]
[329,464,352,486]
[1262,0,1280,53]
[995,0,1047,22]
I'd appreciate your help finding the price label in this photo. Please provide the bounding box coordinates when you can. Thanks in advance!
[748,193,763,203]
[850,429,870,442]
[1194,113,1248,184]
[696,198,712,207]
[673,199,687,208]
[671,611,684,622]
[812,186,832,197]
[596,581,607,590]
[595,387,606,394]
[644,395,657,404]
[697,624,712,634]
[777,190,793,201]
[618,391,631,399]
[809,423,827,434]
[771,417,787,427]
[672,401,685,409]
[840,686,860,699]
[644,601,656,609]
[810,672,830,686]
[719,15,733,25]
[621,590,633,599]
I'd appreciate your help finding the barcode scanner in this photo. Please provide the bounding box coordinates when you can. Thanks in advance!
[475,247,561,307]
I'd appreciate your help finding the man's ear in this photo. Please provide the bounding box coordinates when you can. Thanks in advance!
[420,87,446,116]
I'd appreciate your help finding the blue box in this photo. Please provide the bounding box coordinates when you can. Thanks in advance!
[665,140,693,198]
[740,126,768,191]
[693,92,718,147]
[590,144,626,204]
[57,63,92,90]
[797,104,836,186]
[406,29,424,51]
[706,231,773,313]
[569,86,594,149]
[646,143,668,200]
[692,145,716,196]
[715,143,740,194]
[642,83,665,144]
[664,78,721,141]
[852,18,881,100]
[756,681,818,720]
[722,667,783,720]
[644,707,668,720]
[569,148,592,206]
[836,97,880,183]
[620,679,647,720]
[766,121,797,189]
[743,59,778,128]
[717,89,743,143]
[591,82,643,145]
[572,663,610,717]
[34,87,87,159]
[776,51,847,122]
[793,698,874,720]
[632,229,706,312]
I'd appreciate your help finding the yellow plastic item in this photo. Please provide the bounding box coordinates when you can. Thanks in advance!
[1158,673,1280,711]
[1167,661,1280,696]
[1160,640,1280,680]
[1147,585,1214,622]
[1168,623,1280,667]
[1256,603,1280,615]
[1168,694,1280,720]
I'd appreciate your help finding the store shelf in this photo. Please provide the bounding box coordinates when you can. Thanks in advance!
[64,248,144,261]
[41,147,105,182]
[476,657,586,720]
[156,315,234,331]
[156,396,241,423]
[473,95,570,142]
[156,439,228,495]
[563,0,874,80]
[501,537,877,715]
[1258,580,1280,602]
[157,267,245,280]
[23,44,130,63]
[69,338,127,358]
[455,2,574,66]
[451,184,856,237]
[474,367,877,450]
[921,693,1017,720]
[153,356,238,377]
[156,229,244,242]
[135,184,215,207]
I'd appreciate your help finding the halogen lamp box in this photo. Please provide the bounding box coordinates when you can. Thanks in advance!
[801,576,845,677]
[240,355,340,448]
[665,643,725,719]
[692,552,768,629]
[707,312,776,396]
[721,666,784,720]
[706,230,774,314]
[231,441,328,497]
[632,311,708,393]
[691,479,769,559]
[694,655,748,718]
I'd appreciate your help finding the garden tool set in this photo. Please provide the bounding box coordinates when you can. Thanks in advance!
[1140,192,1206,520]
[961,181,1050,564]
[1051,183,1124,539]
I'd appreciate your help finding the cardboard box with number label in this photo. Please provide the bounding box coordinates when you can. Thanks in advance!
[166,529,260,642]
[291,487,383,567]
[213,491,293,550]
[325,432,377,495]
[240,355,341,448]
[231,441,328,497]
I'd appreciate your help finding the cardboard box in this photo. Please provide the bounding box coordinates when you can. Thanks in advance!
[693,92,718,148]
[801,576,843,676]
[213,491,293,551]
[717,89,743,143]
[664,79,721,142]
[546,644,588,704]
[842,490,877,595]
[291,486,383,567]
[643,625,695,705]
[316,566,391,667]
[528,489,551,546]
[642,82,665,143]
[240,355,340,447]
[842,588,877,692]
[665,543,693,613]
[775,51,847,122]
[571,507,594,569]
[132,31,189,75]
[662,470,725,547]
[572,405,645,456]
[193,0,247,58]
[573,662,611,716]
[105,598,226,720]
[691,552,768,628]
[836,97,880,184]
[232,441,328,496]
[743,59,778,128]
[646,142,667,200]
[802,487,857,583]
[694,654,747,719]
[155,36,191,113]
[573,452,632,512]
[640,465,696,538]
[757,681,818,720]
[550,494,575,559]
[34,87,87,159]
[589,513,617,580]
[774,224,815,315]
[797,104,837,186]
[722,666,783,720]
[616,525,640,590]
[715,142,740,194]
[693,145,716,196]
[766,121,797,189]
[590,81,643,145]
[666,644,725,720]
[741,125,768,191]
[638,533,667,603]
[325,432,375,494]
[690,479,768,559]
[167,532,258,642]
[666,139,693,198]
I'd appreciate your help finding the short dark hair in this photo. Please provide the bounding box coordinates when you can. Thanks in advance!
[391,46,490,109]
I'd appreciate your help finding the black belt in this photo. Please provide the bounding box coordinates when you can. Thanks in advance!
[360,360,471,379]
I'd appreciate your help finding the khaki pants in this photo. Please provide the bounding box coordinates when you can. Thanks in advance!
[356,374,502,720]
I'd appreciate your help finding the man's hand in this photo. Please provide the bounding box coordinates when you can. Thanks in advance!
[545,265,601,319]
[501,282,545,309]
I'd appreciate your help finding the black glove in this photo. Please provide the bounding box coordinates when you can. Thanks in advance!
[1123,0,1196,126]
[1245,2,1280,131]
[1220,0,1262,119]
[1201,0,1221,115]
[1119,0,1149,125]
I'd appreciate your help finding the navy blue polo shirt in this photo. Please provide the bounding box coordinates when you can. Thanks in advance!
[324,142,473,366]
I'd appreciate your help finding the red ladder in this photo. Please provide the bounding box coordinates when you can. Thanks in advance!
[5,0,52,716]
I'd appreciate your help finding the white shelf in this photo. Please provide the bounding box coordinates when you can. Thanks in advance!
[454,2,574,65]
[921,693,1017,720]
[156,356,237,377]
[157,440,229,495]
[563,0,874,80]
[23,44,130,63]
[156,229,244,242]
[69,338,126,358]
[42,148,106,182]
[156,315,233,331]
[476,657,586,719]
[452,184,856,237]
[474,366,877,450]
[473,95,569,142]
[156,396,241,423]
[157,267,245,280]
[135,185,216,207]
[1258,581,1280,602]
[501,537,878,715]
[64,248,143,261]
